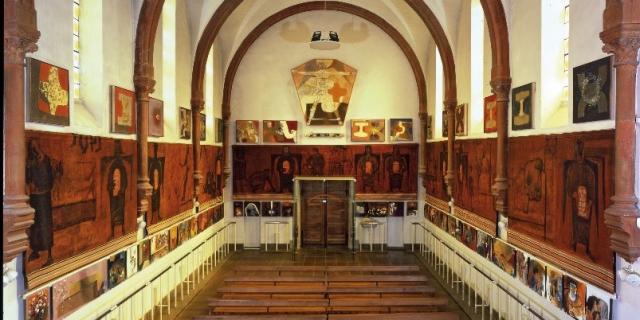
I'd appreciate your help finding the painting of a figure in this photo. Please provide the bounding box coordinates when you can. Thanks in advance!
[527,258,545,296]
[442,110,448,137]
[515,251,528,286]
[291,59,357,126]
[245,202,260,217]
[137,239,151,271]
[282,202,294,217]
[383,146,410,192]
[110,86,136,134]
[455,103,467,136]
[512,83,534,130]
[148,143,164,224]
[355,146,381,192]
[179,107,192,139]
[52,260,107,319]
[389,118,413,142]
[200,113,206,141]
[215,118,224,143]
[426,115,433,140]
[27,58,70,126]
[127,245,138,278]
[573,57,610,123]
[272,146,302,193]
[492,240,516,276]
[148,97,164,137]
[107,251,127,289]
[388,202,405,217]
[461,223,476,250]
[169,226,178,250]
[304,147,325,176]
[236,120,259,143]
[234,201,244,217]
[104,141,131,239]
[476,231,492,260]
[351,119,385,142]
[585,289,610,320]
[261,201,281,217]
[563,276,586,319]
[25,288,50,320]
[263,120,297,143]
[484,94,497,133]
[547,267,564,308]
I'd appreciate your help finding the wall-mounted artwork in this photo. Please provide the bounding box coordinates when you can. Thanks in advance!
[527,258,546,296]
[169,226,178,250]
[236,120,259,143]
[110,86,136,134]
[282,202,294,217]
[189,217,197,238]
[426,115,433,140]
[389,118,413,142]
[455,103,468,136]
[476,231,492,259]
[245,202,260,217]
[585,287,610,320]
[215,118,224,143]
[563,275,586,319]
[263,120,297,143]
[150,231,169,262]
[573,57,611,123]
[107,251,127,289]
[179,107,192,139]
[126,245,138,278]
[512,83,534,130]
[406,202,417,216]
[137,239,151,271]
[351,119,385,142]
[442,110,448,137]
[484,94,497,133]
[261,201,281,217]
[291,59,357,126]
[25,287,50,320]
[492,239,516,276]
[461,223,476,250]
[177,221,190,245]
[200,113,206,141]
[547,267,564,309]
[52,260,107,319]
[515,251,528,286]
[27,58,70,126]
[233,201,244,217]
[148,97,164,137]
[388,202,405,217]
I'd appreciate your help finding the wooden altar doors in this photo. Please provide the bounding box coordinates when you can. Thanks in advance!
[300,180,351,247]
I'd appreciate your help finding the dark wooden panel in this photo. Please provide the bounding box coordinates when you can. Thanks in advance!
[424,141,447,201]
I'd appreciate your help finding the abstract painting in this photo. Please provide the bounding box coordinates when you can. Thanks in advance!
[26,287,50,320]
[200,113,206,141]
[476,231,492,259]
[563,275,586,319]
[179,107,192,139]
[215,118,224,143]
[351,119,385,142]
[291,59,357,126]
[527,258,546,296]
[455,103,467,136]
[261,201,281,216]
[107,251,127,289]
[148,97,164,137]
[512,83,534,130]
[442,110,448,137]
[233,201,244,217]
[263,120,297,143]
[52,260,107,319]
[137,239,151,271]
[126,245,138,278]
[236,120,259,143]
[110,86,136,134]
[389,119,413,142]
[27,58,70,126]
[547,267,564,309]
[484,94,497,133]
[573,57,611,123]
[492,239,516,276]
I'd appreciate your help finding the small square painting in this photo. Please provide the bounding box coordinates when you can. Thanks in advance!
[26,287,51,320]
[389,118,413,142]
[148,97,164,137]
[512,83,534,130]
[460,223,476,250]
[281,202,294,217]
[484,94,497,133]
[169,226,178,250]
[27,58,70,126]
[547,267,564,309]
[233,201,244,217]
[389,201,405,217]
[263,120,297,143]
[492,239,516,276]
[351,119,385,142]
[127,245,138,278]
[573,56,611,123]
[515,251,528,286]
[455,103,467,136]
[244,202,261,217]
[110,86,136,134]
[107,251,127,289]
[261,201,281,216]
[563,275,586,319]
[236,120,260,143]
[586,286,611,320]
[527,258,546,296]
[179,107,192,139]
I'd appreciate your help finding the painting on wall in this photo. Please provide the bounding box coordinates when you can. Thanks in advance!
[25,287,51,320]
[388,202,405,217]
[233,201,244,217]
[351,119,385,142]
[442,110,448,137]
[455,103,467,136]
[27,58,70,126]
[547,267,564,309]
[200,113,206,141]
[263,120,297,143]
[515,252,528,286]
[406,202,417,216]
[126,245,137,278]
[110,86,136,134]
[492,239,516,276]
[244,202,260,217]
[215,118,224,143]
[52,260,107,319]
[179,107,192,139]
[476,231,492,259]
[291,59,357,126]
[189,217,198,238]
[389,119,413,142]
[426,115,433,140]
[137,239,151,271]
[527,258,546,296]
[563,275,587,319]
[484,94,497,133]
[573,57,610,123]
[236,120,260,143]
[177,221,190,245]
[148,97,164,137]
[261,201,281,217]
[585,286,611,320]
[282,202,294,217]
[460,223,476,250]
[107,251,127,289]
[511,83,534,130]
[169,226,178,250]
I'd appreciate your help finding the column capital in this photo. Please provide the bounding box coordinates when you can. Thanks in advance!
[191,98,205,113]
[490,77,512,100]
[443,99,457,110]
[601,33,640,67]
[4,0,40,64]
[133,64,156,96]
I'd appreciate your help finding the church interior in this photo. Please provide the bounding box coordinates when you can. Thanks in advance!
[3,0,640,319]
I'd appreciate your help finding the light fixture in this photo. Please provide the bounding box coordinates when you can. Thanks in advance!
[309,30,340,50]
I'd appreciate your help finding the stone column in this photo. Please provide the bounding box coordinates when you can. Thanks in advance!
[191,98,204,208]
[491,77,511,239]
[443,99,457,198]
[133,66,154,229]
[3,0,40,263]
[600,0,640,262]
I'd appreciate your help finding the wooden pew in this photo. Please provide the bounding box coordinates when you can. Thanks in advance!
[328,312,459,320]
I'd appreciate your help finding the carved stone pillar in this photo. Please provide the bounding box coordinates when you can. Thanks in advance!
[444,99,457,198]
[491,77,511,239]
[133,66,154,226]
[191,98,205,206]
[3,0,40,263]
[600,0,640,262]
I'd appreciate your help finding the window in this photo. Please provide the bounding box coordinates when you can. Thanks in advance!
[562,0,569,103]
[72,0,80,99]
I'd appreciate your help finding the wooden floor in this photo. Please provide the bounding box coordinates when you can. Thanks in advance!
[169,247,470,320]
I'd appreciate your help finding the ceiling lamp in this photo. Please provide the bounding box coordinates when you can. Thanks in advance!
[309,31,340,50]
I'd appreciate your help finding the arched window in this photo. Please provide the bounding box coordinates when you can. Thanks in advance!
[72,0,80,99]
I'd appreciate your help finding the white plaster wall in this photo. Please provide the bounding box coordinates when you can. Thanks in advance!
[229,11,420,145]
[2,258,23,320]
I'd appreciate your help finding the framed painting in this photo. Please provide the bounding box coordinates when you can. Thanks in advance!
[389,118,413,142]
[484,94,497,133]
[52,260,107,319]
[586,285,611,320]
[233,201,244,217]
[215,118,224,143]
[200,113,206,141]
[442,110,448,137]
[236,120,260,143]
[476,231,492,259]
[460,223,476,250]
[177,221,190,245]
[515,251,528,286]
[169,226,178,250]
[25,287,51,320]
[263,120,297,143]
[261,201,281,216]
[426,115,433,140]
[406,202,417,216]
[26,58,70,126]
[107,251,127,289]
[179,107,192,139]
[563,275,586,319]
[492,239,516,276]
[282,202,294,217]
[126,245,138,278]
[389,202,405,217]
[351,119,385,142]
[455,103,468,136]
[547,267,564,309]
[573,56,611,123]
[527,258,546,296]
[148,97,164,137]
[244,202,261,217]
[110,86,136,134]
[189,217,197,238]
[291,59,357,126]
[137,239,151,271]
[512,83,534,130]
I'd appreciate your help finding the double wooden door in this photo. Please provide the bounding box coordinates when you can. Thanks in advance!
[301,180,349,247]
